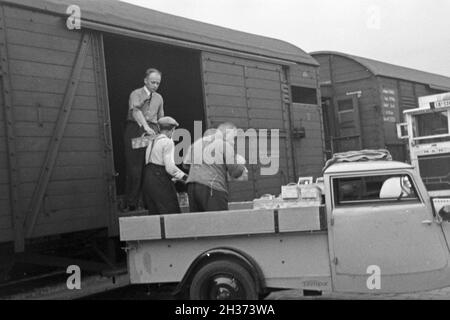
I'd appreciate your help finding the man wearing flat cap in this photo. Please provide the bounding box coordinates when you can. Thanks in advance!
[142,116,188,214]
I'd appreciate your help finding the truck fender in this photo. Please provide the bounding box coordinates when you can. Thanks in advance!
[173,247,265,295]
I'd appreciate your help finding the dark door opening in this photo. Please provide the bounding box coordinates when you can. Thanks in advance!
[102,34,206,196]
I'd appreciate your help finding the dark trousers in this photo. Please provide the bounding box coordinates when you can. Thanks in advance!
[187,182,228,212]
[142,163,181,215]
[123,121,158,208]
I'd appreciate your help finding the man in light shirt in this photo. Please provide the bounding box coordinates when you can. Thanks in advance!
[123,68,164,211]
[142,116,187,214]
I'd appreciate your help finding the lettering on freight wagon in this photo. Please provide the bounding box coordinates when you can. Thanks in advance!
[66,5,81,30]
[66,265,81,290]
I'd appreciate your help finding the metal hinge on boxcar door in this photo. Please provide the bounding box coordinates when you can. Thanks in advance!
[281,84,290,103]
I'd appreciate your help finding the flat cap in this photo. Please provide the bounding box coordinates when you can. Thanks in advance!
[158,116,179,127]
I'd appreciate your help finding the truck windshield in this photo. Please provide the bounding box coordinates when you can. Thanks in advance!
[333,174,419,206]
[413,111,449,138]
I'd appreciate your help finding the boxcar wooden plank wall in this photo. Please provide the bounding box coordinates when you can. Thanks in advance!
[347,80,382,150]
[288,64,325,178]
[201,52,255,201]
[414,83,430,100]
[290,103,324,177]
[0,76,13,242]
[201,52,296,200]
[315,54,382,152]
[322,57,381,150]
[398,80,417,112]
[245,61,294,194]
[314,55,331,84]
[395,79,441,114]
[0,4,24,248]
[2,5,109,242]
[327,55,372,83]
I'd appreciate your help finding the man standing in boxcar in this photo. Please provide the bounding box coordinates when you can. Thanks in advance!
[123,68,164,211]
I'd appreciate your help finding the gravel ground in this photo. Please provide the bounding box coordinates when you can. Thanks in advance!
[83,284,450,300]
[266,287,450,300]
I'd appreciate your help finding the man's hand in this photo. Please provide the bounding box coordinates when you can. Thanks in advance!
[230,167,248,181]
[239,167,248,180]
[172,174,188,184]
[235,154,246,165]
[132,108,155,135]
[144,126,155,135]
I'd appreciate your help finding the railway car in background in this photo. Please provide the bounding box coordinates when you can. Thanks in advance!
[311,51,450,162]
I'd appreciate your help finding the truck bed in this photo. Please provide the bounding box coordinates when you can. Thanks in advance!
[119,205,326,242]
[119,204,331,290]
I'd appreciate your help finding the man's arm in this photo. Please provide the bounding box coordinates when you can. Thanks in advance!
[163,140,187,180]
[157,98,164,119]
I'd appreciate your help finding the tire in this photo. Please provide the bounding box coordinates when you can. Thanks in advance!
[189,259,258,300]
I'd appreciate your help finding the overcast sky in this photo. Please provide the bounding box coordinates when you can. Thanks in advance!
[120,0,450,77]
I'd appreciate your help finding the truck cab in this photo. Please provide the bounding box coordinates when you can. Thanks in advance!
[324,160,450,293]
[119,159,450,299]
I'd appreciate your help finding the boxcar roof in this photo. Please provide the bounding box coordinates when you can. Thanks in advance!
[2,0,319,66]
[312,51,450,90]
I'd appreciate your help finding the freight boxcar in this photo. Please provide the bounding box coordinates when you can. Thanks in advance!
[0,0,325,256]
[311,51,450,161]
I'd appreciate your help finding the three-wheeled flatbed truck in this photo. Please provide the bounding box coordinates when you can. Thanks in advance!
[119,160,450,300]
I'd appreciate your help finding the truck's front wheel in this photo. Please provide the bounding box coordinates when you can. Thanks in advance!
[189,260,258,300]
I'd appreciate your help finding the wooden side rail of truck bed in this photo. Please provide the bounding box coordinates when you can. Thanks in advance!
[119,205,327,242]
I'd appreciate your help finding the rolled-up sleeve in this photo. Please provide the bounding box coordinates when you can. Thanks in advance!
[129,90,141,111]
[158,98,164,119]
[163,140,185,180]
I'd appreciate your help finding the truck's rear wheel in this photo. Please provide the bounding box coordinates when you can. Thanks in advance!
[189,260,258,300]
